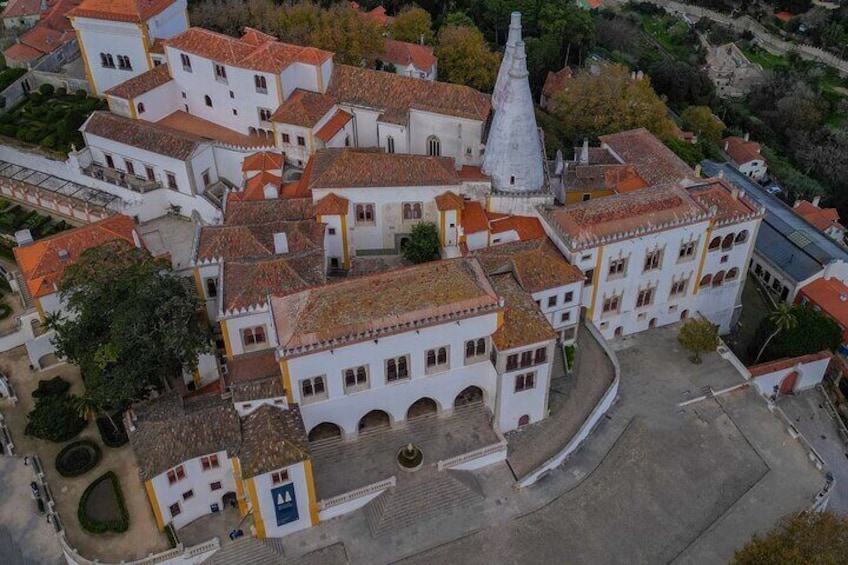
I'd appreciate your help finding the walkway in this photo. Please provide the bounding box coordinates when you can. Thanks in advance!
[506,323,615,480]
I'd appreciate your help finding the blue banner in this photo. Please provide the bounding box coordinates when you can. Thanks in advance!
[271,483,298,526]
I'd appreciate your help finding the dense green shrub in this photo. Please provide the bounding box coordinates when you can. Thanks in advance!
[27,377,86,443]
[78,472,129,534]
[38,83,54,96]
[32,376,70,398]
[0,303,12,320]
[55,440,102,477]
[96,412,128,448]
[749,305,843,363]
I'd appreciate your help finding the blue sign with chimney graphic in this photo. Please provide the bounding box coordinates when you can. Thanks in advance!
[271,483,298,526]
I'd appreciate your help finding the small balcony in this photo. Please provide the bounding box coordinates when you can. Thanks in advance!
[81,164,162,194]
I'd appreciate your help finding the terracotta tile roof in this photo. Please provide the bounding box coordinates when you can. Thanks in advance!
[270,89,335,127]
[165,27,333,75]
[272,258,499,354]
[82,111,205,160]
[69,0,174,23]
[150,38,165,54]
[775,11,794,22]
[315,109,353,143]
[459,166,489,181]
[474,238,584,294]
[242,151,283,173]
[795,201,846,234]
[228,171,283,202]
[546,184,707,247]
[363,5,393,27]
[489,215,546,240]
[222,252,325,313]
[435,191,464,211]
[328,64,490,124]
[542,66,572,98]
[582,147,621,165]
[14,215,140,299]
[600,128,696,188]
[3,42,43,63]
[238,405,309,479]
[3,0,42,18]
[129,392,243,480]
[197,219,324,263]
[382,39,437,72]
[749,350,832,377]
[157,110,270,148]
[227,351,280,384]
[490,273,556,350]
[461,200,489,234]
[687,179,761,223]
[798,278,848,328]
[224,198,314,225]
[104,63,172,100]
[563,164,648,194]
[723,136,764,166]
[304,148,459,189]
[314,193,349,216]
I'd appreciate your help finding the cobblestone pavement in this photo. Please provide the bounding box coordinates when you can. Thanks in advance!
[278,325,823,565]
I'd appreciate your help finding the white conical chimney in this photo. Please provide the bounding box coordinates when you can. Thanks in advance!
[580,138,589,165]
[491,12,523,112]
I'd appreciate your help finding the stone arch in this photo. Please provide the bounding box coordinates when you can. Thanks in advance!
[721,233,735,250]
[700,274,712,287]
[708,236,721,250]
[680,309,689,321]
[358,409,391,432]
[614,326,623,337]
[735,230,749,244]
[649,318,657,329]
[454,386,483,407]
[308,422,342,442]
[518,414,530,427]
[407,397,439,419]
[713,270,726,286]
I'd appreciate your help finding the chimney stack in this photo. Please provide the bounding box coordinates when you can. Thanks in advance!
[274,232,289,255]
[744,132,750,142]
[580,139,589,165]
[14,229,33,247]
[812,195,821,207]
[694,164,701,177]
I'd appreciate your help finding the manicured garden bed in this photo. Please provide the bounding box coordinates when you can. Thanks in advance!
[26,376,87,443]
[55,440,102,477]
[78,471,129,534]
[96,412,128,448]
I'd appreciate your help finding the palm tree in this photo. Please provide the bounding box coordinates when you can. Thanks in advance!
[73,394,118,433]
[754,305,798,365]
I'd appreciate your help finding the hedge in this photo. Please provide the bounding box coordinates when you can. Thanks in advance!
[96,412,128,448]
[55,440,102,478]
[0,303,11,320]
[78,471,129,534]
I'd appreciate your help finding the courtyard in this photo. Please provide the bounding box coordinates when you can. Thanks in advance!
[275,324,824,565]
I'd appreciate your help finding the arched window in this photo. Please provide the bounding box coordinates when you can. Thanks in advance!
[137,102,145,114]
[700,274,712,287]
[708,236,721,250]
[387,359,397,381]
[427,135,440,157]
[727,267,739,280]
[721,234,734,250]
[301,379,313,396]
[412,203,422,219]
[249,127,257,136]
[204,95,212,107]
[465,340,475,358]
[403,203,412,220]
[356,366,366,382]
[518,415,530,427]
[475,338,485,356]
[386,136,395,154]
[254,75,267,93]
[437,347,447,364]
[427,350,436,366]
[735,230,749,244]
[397,357,408,378]
[344,369,355,387]
[314,376,325,394]
[713,270,725,286]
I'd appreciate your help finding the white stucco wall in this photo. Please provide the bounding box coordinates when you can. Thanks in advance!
[750,355,831,397]
[72,18,149,95]
[249,460,312,538]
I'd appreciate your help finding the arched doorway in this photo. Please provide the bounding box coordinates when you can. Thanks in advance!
[779,371,799,395]
[649,318,657,329]
[222,491,238,509]
[680,309,689,321]
[308,422,342,442]
[518,415,530,427]
[358,410,391,432]
[614,326,623,337]
[454,386,483,407]
[407,397,438,419]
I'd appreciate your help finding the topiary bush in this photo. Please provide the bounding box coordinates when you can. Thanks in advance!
[78,471,129,534]
[0,303,11,320]
[96,412,128,448]
[38,83,55,96]
[55,440,101,477]
[32,376,70,398]
[27,377,86,443]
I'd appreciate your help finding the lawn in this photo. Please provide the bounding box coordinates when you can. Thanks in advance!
[637,12,703,63]
[737,41,786,71]
[0,86,106,154]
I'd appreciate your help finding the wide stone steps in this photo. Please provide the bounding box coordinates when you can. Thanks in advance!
[207,536,281,565]
[364,470,483,537]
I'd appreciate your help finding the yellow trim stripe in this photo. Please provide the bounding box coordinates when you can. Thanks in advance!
[280,359,293,403]
[144,480,165,530]
[73,27,97,96]
[137,23,154,70]
[232,458,248,516]
[439,211,446,247]
[587,246,604,319]
[694,226,713,294]
[247,478,266,538]
[220,319,233,358]
[304,460,320,525]
[340,215,350,270]
[34,297,45,324]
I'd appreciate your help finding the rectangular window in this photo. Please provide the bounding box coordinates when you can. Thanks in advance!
[636,287,654,308]
[506,354,518,371]
[201,454,219,470]
[214,64,227,82]
[272,470,289,485]
[282,133,290,144]
[520,351,533,368]
[385,356,410,382]
[202,170,211,187]
[584,268,595,284]
[547,296,557,308]
[180,53,192,72]
[355,204,375,224]
[258,108,272,122]
[254,75,268,93]
[167,465,186,485]
[678,241,696,261]
[608,258,627,279]
[169,503,181,517]
[182,490,194,501]
[561,311,571,323]
[343,366,368,391]
[104,154,114,169]
[210,481,222,491]
[145,166,155,182]
[297,136,306,146]
[515,372,536,392]
[328,227,336,235]
[166,172,177,190]
[563,291,573,304]
[534,347,547,364]
[402,202,423,221]
[125,160,135,176]
[241,326,266,347]
[602,295,621,314]
[643,249,662,272]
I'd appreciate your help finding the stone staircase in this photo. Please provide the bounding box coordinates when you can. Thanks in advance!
[13,272,32,310]
[364,469,483,537]
[207,536,282,565]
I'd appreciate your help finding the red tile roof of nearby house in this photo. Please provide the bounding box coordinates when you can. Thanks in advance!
[794,200,846,234]
[197,219,324,264]
[165,27,333,74]
[304,147,459,189]
[564,164,648,195]
[459,166,489,181]
[69,0,174,22]
[723,136,764,166]
[328,64,491,124]
[3,42,43,63]
[314,193,349,216]
[224,198,314,225]
[461,200,489,234]
[104,63,173,100]
[222,252,325,313]
[228,171,283,202]
[14,215,140,299]
[748,350,832,377]
[3,0,42,18]
[315,109,352,143]
[775,11,794,23]
[382,39,437,72]
[272,258,499,353]
[541,66,573,99]
[687,179,761,223]
[82,111,205,160]
[489,215,547,241]
[435,191,464,211]
[474,238,584,294]
[270,89,336,127]
[226,351,280,384]
[490,273,557,350]
[3,0,79,62]
[600,128,696,188]
[364,5,393,27]
[798,277,848,330]
[241,151,283,173]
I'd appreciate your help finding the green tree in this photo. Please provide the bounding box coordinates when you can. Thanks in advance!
[402,222,440,264]
[27,381,86,443]
[751,305,843,363]
[733,511,848,564]
[681,105,724,146]
[550,63,675,141]
[390,5,434,44]
[49,241,210,408]
[753,304,797,365]
[443,11,474,28]
[678,318,719,364]
[306,4,385,66]
[73,393,118,432]
[435,24,500,92]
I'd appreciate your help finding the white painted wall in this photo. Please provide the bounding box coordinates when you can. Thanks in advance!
[72,19,149,95]
[249,460,312,538]
[222,310,274,356]
[494,342,553,432]
[134,80,180,123]
[750,355,831,397]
